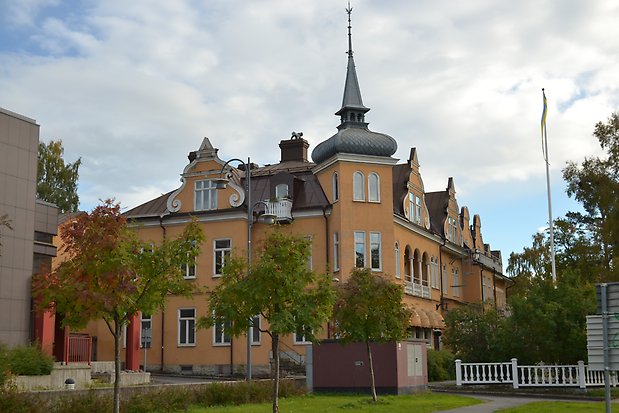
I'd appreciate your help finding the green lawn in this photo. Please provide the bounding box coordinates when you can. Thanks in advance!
[186,393,482,413]
[497,401,619,413]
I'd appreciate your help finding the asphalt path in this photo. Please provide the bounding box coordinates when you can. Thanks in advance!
[149,374,231,385]
[433,394,599,413]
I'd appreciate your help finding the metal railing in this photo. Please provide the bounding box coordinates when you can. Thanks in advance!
[66,333,92,365]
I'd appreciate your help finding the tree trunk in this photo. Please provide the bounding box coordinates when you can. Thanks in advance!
[271,333,280,413]
[366,340,377,402]
[114,319,122,413]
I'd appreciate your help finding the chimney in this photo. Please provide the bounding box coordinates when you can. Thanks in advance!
[279,132,309,163]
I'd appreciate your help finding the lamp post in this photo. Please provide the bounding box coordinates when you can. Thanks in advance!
[215,157,275,380]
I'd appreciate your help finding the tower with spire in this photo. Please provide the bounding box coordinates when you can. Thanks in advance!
[311,4,397,165]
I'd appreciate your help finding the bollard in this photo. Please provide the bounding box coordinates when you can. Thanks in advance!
[65,378,76,390]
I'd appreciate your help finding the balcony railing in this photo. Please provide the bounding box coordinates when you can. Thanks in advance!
[266,198,293,223]
[404,280,431,299]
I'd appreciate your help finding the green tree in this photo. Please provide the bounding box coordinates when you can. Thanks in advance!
[333,268,412,402]
[443,304,507,363]
[37,139,81,213]
[0,213,12,256]
[32,200,203,413]
[563,112,619,281]
[203,230,335,413]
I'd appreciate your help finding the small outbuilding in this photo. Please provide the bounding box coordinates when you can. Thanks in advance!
[310,340,428,394]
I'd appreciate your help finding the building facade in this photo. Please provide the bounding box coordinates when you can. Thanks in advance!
[82,13,511,374]
[0,107,57,347]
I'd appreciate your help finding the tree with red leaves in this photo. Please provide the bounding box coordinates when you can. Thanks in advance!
[33,200,203,413]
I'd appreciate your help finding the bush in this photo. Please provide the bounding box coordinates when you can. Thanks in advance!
[427,349,456,382]
[6,345,54,376]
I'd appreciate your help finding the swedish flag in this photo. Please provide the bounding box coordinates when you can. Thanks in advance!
[541,88,548,138]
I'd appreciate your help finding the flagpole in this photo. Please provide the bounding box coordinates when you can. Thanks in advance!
[541,88,557,284]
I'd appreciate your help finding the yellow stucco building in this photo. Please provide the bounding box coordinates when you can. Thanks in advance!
[83,12,510,375]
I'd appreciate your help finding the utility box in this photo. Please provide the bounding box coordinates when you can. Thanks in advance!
[312,340,427,394]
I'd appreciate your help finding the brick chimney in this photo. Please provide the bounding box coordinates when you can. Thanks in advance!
[279,132,309,163]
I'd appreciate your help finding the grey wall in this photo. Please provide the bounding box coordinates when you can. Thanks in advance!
[0,107,39,346]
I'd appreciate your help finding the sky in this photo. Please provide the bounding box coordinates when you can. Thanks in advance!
[1,0,618,269]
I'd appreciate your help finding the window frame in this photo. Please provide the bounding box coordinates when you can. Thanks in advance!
[370,232,382,271]
[140,314,152,349]
[332,172,339,202]
[353,171,365,201]
[333,232,340,272]
[213,238,232,277]
[250,315,261,345]
[395,242,400,279]
[213,315,231,346]
[194,179,218,211]
[354,231,366,268]
[178,308,196,347]
[294,326,312,345]
[181,240,197,280]
[368,172,380,203]
[275,183,289,199]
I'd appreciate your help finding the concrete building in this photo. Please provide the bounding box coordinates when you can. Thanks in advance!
[0,107,57,347]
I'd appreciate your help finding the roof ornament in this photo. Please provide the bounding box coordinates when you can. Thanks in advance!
[291,131,303,139]
[346,2,353,58]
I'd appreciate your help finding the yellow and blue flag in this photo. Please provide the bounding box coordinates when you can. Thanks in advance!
[541,88,548,138]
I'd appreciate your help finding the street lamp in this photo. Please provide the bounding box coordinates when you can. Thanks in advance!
[216,157,275,380]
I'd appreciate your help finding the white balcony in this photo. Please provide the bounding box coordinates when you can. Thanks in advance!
[404,280,431,299]
[266,198,293,223]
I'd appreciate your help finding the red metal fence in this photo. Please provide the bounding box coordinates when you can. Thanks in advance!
[66,333,92,365]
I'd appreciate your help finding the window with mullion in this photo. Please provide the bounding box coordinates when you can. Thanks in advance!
[354,231,366,268]
[195,180,217,211]
[178,308,196,346]
[213,239,231,277]
[370,232,381,271]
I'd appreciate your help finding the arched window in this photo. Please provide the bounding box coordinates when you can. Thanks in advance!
[395,242,400,279]
[332,172,339,202]
[353,171,365,201]
[368,173,380,202]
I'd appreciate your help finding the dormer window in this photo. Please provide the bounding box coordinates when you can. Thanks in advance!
[275,183,289,199]
[409,193,422,224]
[447,216,459,243]
[195,180,217,211]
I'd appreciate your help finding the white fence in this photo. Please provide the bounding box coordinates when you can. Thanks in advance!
[455,358,618,389]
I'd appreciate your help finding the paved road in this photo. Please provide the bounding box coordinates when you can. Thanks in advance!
[433,394,595,413]
[150,374,230,385]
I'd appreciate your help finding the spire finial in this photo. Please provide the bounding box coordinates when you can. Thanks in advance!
[346,2,353,58]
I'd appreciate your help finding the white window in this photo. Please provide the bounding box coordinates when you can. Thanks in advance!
[181,240,196,279]
[213,316,231,345]
[452,268,460,297]
[213,239,231,277]
[275,183,289,199]
[370,232,381,271]
[368,173,380,202]
[431,257,440,289]
[141,314,152,349]
[294,326,312,345]
[395,242,400,279]
[178,308,196,346]
[447,216,458,243]
[195,180,217,211]
[354,231,366,268]
[441,264,448,295]
[305,235,313,270]
[333,232,340,272]
[409,193,422,224]
[353,172,365,201]
[251,315,261,345]
[332,172,339,202]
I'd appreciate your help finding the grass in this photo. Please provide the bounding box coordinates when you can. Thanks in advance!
[497,401,619,413]
[186,392,482,413]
